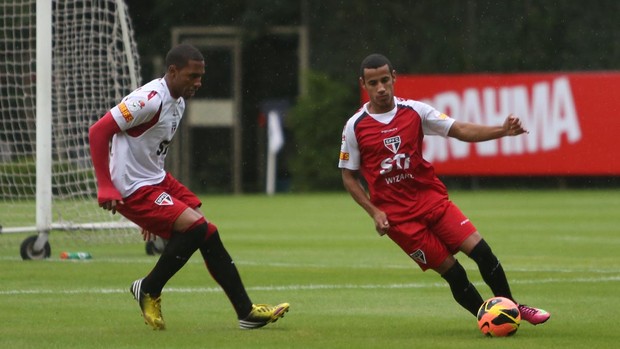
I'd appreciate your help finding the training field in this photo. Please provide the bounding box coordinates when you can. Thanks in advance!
[1,190,619,348]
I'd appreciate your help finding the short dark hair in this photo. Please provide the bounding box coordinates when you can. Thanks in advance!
[359,53,394,79]
[165,44,204,69]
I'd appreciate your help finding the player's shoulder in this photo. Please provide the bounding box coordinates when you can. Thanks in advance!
[123,79,166,111]
[131,78,166,99]
[348,106,367,121]
[395,96,431,110]
[395,96,439,118]
[344,103,370,129]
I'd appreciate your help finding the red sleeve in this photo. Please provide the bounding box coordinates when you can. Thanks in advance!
[89,112,123,204]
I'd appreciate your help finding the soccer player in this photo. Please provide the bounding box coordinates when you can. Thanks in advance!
[338,53,550,325]
[89,44,289,330]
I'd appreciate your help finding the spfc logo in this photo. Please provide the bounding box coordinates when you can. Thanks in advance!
[155,192,173,206]
[383,136,401,154]
[409,249,427,264]
[127,99,145,112]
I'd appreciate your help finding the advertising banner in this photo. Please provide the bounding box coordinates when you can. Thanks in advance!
[373,72,620,175]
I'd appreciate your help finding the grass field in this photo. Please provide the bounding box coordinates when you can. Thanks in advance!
[1,190,619,348]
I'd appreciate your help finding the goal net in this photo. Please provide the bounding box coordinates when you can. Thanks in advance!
[0,0,141,248]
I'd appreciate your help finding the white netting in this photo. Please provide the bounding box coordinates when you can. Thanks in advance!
[0,0,142,244]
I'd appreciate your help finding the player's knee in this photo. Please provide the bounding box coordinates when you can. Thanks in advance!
[161,219,208,258]
[206,221,218,240]
[199,229,233,263]
[460,231,482,254]
[441,259,469,286]
[175,218,208,245]
[468,239,496,264]
[181,218,217,242]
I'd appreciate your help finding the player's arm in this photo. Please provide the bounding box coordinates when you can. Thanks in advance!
[341,168,390,236]
[88,112,123,213]
[448,114,528,142]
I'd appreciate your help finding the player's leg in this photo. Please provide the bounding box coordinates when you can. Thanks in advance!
[427,202,513,301]
[198,223,289,329]
[461,233,513,299]
[387,219,483,317]
[130,209,206,330]
[140,209,206,295]
[198,223,252,319]
[133,174,216,298]
[164,173,289,328]
[460,228,551,324]
[415,202,486,316]
[435,256,484,316]
[119,183,206,330]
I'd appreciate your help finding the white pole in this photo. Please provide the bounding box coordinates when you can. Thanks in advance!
[35,0,53,239]
[266,111,284,195]
[266,151,276,195]
[116,0,138,89]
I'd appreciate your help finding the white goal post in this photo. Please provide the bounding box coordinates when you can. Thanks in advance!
[0,0,141,258]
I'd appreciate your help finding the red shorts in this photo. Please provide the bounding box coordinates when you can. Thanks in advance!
[117,173,203,239]
[386,200,477,271]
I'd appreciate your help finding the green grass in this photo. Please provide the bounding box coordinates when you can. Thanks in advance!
[1,190,619,348]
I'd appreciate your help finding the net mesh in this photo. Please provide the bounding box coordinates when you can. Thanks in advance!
[0,0,142,246]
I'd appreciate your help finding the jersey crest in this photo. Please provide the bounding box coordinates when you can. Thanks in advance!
[154,192,174,206]
[409,249,427,264]
[383,136,401,154]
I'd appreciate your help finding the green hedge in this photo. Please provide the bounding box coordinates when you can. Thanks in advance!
[0,157,95,198]
[288,71,357,191]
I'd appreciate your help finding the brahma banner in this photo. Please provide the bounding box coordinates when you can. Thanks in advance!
[377,72,620,175]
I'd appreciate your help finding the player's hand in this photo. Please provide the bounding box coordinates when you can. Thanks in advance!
[97,186,124,214]
[98,199,124,214]
[141,228,154,242]
[503,114,528,136]
[373,211,390,236]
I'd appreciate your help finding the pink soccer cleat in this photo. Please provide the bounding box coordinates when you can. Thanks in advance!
[518,304,551,325]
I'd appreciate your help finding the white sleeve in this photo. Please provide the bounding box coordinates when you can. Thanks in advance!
[416,101,456,137]
[109,92,162,131]
[338,118,360,170]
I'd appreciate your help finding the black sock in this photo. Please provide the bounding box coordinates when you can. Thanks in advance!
[141,223,206,295]
[468,239,513,300]
[441,260,484,316]
[199,231,253,319]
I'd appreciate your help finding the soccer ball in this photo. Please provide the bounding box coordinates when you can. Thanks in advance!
[477,297,521,337]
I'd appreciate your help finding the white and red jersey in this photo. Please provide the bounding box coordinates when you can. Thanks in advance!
[108,78,184,198]
[339,97,455,223]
